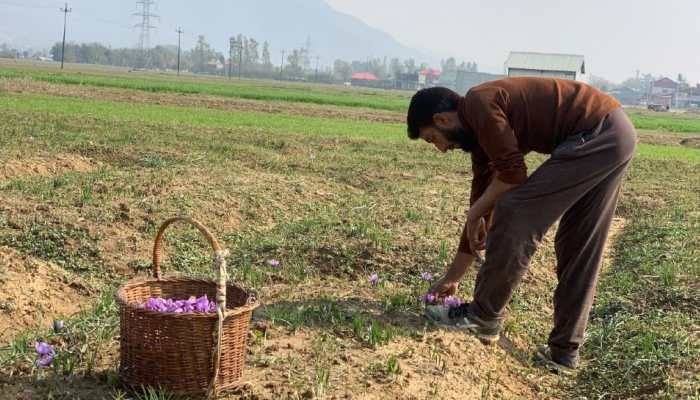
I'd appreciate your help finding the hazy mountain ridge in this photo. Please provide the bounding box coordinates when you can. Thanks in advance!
[0,0,431,65]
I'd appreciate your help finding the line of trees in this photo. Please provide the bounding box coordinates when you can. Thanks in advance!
[9,33,478,84]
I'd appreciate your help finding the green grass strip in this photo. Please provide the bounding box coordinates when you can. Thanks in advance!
[0,68,409,112]
[0,91,406,140]
[2,92,699,163]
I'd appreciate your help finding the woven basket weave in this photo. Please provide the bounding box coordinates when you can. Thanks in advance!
[114,217,258,398]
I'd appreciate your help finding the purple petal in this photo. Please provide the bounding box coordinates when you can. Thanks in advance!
[35,342,54,356]
[267,259,281,268]
[36,354,54,367]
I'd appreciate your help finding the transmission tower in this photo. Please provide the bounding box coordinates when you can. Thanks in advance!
[133,0,158,67]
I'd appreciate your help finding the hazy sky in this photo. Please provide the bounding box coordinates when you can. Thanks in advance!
[326,0,700,84]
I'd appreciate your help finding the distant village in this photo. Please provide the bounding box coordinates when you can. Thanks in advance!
[348,51,700,110]
[3,42,698,110]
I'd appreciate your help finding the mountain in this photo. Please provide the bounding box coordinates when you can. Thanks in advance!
[0,0,431,65]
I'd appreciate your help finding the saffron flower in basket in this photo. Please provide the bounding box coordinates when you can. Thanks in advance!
[140,294,217,313]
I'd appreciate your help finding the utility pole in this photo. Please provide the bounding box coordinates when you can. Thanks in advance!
[279,49,285,80]
[59,3,72,70]
[314,56,320,82]
[228,37,235,79]
[238,41,243,80]
[175,27,183,76]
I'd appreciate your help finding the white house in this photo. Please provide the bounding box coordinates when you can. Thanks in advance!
[504,51,586,81]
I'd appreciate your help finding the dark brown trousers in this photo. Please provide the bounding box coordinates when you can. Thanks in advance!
[470,107,637,356]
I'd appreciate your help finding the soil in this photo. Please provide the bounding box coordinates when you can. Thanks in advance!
[0,153,101,182]
[0,246,88,344]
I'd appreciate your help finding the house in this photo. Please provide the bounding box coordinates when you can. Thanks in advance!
[390,72,420,90]
[419,68,441,87]
[350,72,379,87]
[607,86,642,106]
[648,77,678,108]
[441,70,504,94]
[504,51,586,81]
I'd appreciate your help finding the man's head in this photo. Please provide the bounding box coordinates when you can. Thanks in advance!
[406,87,477,153]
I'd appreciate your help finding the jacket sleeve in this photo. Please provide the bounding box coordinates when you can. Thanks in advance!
[464,87,527,184]
[457,148,493,254]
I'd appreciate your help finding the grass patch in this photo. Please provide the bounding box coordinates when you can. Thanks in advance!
[574,195,699,397]
[0,92,406,140]
[636,143,700,162]
[627,110,700,133]
[0,67,410,112]
[0,220,105,276]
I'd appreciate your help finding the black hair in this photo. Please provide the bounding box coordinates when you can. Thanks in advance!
[406,87,462,139]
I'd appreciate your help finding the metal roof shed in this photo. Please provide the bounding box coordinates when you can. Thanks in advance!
[505,52,586,81]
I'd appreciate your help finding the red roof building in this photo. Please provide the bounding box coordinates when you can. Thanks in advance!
[420,68,441,79]
[351,72,378,81]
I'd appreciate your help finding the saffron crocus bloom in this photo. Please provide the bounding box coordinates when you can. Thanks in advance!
[369,273,379,287]
[421,293,437,304]
[267,259,281,268]
[35,342,54,356]
[53,320,65,333]
[37,354,54,367]
[444,296,465,307]
[142,295,216,313]
[420,272,434,282]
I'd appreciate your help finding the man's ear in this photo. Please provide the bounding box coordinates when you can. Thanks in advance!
[432,112,450,129]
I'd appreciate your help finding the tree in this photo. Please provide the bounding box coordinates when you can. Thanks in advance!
[589,75,616,92]
[441,57,457,73]
[246,38,259,67]
[192,35,214,73]
[367,58,387,79]
[0,43,19,58]
[404,58,416,73]
[286,48,304,78]
[333,59,352,81]
[261,41,272,70]
[389,57,404,78]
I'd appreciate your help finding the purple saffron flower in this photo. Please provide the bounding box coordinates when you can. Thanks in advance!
[420,272,434,282]
[36,354,54,368]
[142,295,217,313]
[35,342,54,356]
[444,296,465,307]
[421,293,437,304]
[369,273,379,287]
[267,259,281,268]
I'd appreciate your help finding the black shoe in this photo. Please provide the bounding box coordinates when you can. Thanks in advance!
[536,346,579,375]
[424,303,501,345]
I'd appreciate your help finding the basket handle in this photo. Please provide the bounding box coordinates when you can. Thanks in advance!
[152,216,224,279]
[151,216,229,399]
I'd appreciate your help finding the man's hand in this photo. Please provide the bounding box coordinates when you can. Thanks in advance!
[467,215,487,253]
[428,275,459,298]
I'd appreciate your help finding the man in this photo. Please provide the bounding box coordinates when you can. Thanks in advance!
[406,77,636,374]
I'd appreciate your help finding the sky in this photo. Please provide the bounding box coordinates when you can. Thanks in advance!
[1,0,698,84]
[325,0,700,84]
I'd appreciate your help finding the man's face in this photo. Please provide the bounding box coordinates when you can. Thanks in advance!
[418,122,476,153]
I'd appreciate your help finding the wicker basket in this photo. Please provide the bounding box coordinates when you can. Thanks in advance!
[114,217,258,398]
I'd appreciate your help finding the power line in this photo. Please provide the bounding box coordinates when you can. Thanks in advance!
[133,0,158,67]
[59,2,71,70]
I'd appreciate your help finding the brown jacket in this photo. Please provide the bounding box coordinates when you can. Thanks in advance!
[456,77,620,253]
